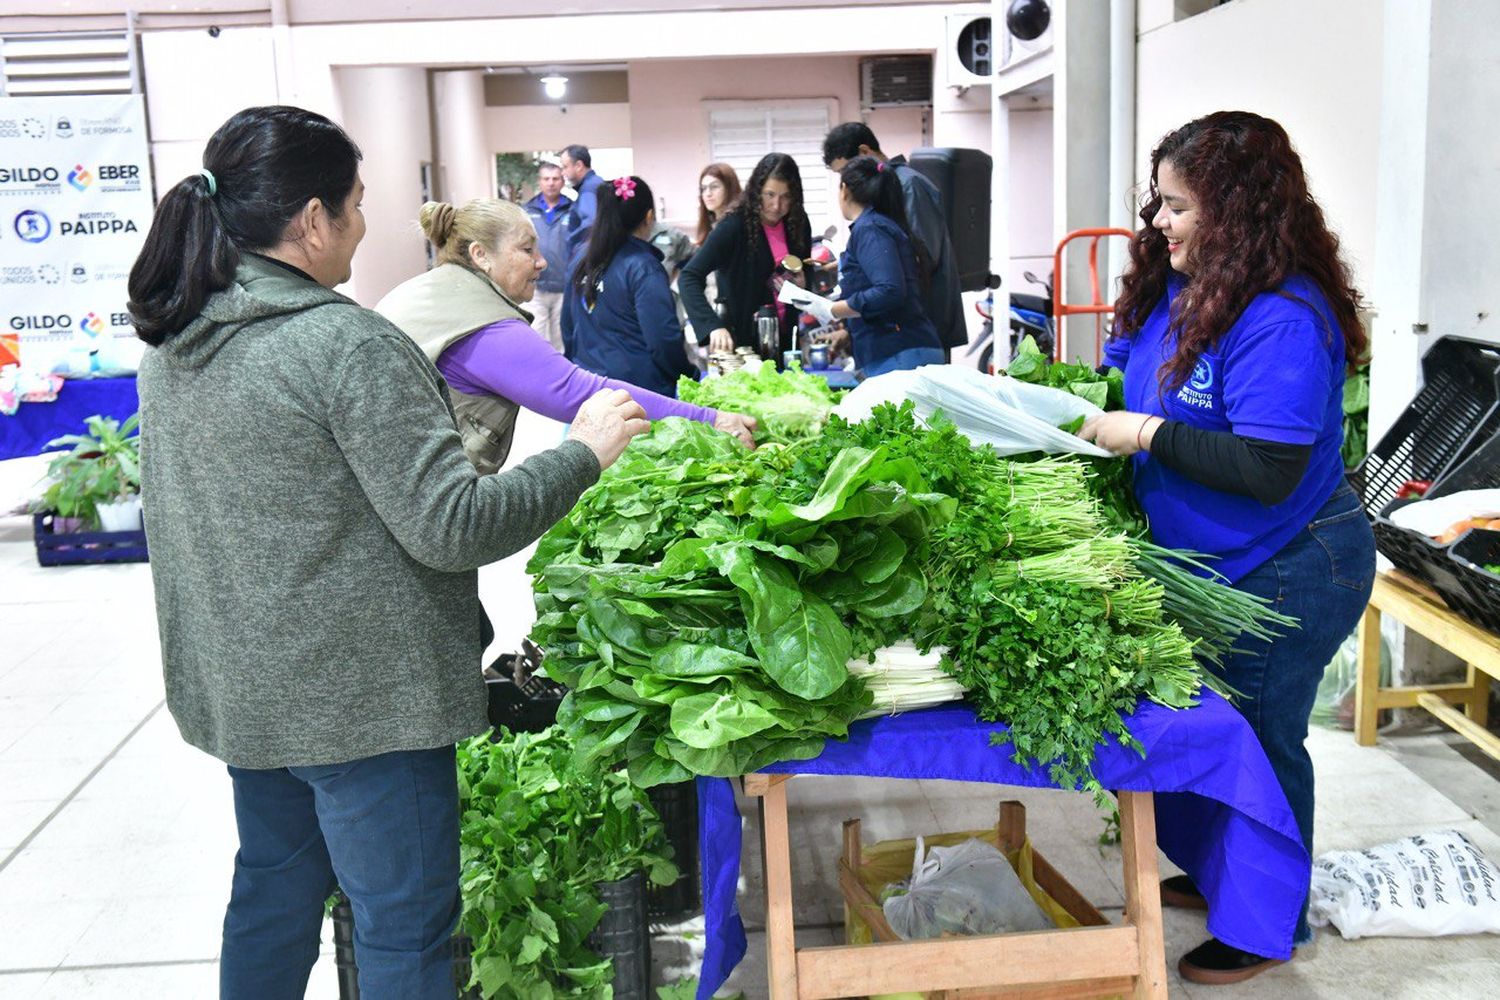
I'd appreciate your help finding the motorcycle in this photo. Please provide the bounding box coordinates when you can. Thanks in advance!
[964,270,1055,374]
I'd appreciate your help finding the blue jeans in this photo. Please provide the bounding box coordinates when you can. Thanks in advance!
[863,346,946,378]
[220,746,462,1000]
[1215,482,1375,948]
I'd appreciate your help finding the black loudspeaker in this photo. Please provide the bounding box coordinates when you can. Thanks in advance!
[907,147,993,292]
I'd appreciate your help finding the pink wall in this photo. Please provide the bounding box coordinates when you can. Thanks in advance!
[627,55,927,233]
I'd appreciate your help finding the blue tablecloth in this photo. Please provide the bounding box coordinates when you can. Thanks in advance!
[694,692,1309,999]
[0,376,139,462]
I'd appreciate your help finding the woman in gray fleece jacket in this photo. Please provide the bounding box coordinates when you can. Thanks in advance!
[127,106,647,1000]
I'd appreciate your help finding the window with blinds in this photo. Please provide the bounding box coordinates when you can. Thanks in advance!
[706,99,839,236]
[0,32,137,96]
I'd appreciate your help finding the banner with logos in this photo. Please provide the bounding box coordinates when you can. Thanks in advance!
[1,94,153,377]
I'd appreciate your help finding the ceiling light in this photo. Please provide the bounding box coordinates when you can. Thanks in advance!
[540,75,568,100]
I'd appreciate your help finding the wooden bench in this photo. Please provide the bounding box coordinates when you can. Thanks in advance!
[741,773,1168,999]
[1355,570,1500,762]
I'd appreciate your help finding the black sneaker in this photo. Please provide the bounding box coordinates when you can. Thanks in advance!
[1159,874,1207,911]
[1178,937,1287,985]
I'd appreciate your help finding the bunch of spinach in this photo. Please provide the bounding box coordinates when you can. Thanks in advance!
[677,363,843,444]
[455,726,677,999]
[528,416,953,786]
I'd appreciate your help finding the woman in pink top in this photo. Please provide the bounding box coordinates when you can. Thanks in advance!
[678,153,812,358]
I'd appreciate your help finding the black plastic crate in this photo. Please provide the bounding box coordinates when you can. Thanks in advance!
[332,875,651,1000]
[330,891,480,1000]
[1374,431,1500,589]
[590,872,652,1000]
[1353,336,1500,518]
[1434,529,1500,633]
[485,642,565,735]
[645,780,700,920]
[32,513,147,566]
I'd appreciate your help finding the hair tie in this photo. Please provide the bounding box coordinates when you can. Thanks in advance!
[875,161,886,173]
[613,177,637,200]
[199,168,217,196]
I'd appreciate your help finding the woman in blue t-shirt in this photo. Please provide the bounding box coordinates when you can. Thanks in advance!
[1080,112,1375,984]
[822,156,944,377]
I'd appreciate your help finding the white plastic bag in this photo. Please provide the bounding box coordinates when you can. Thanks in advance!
[834,365,1113,458]
[881,836,1052,941]
[1309,830,1500,939]
[1386,489,1500,536]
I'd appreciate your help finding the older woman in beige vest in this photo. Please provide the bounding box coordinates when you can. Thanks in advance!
[377,199,755,473]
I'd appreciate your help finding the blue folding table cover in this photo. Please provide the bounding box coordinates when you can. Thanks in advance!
[693,691,1308,999]
[0,375,139,461]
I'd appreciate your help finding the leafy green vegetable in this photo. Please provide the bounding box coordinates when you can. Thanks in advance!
[456,727,677,998]
[531,389,1294,799]
[678,363,843,444]
[1003,335,1125,412]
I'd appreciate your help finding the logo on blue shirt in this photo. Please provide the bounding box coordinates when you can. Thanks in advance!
[1177,357,1216,410]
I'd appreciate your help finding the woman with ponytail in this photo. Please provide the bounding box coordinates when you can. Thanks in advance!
[1079,112,1375,984]
[562,175,707,398]
[375,196,754,468]
[130,106,650,1000]
[820,155,943,377]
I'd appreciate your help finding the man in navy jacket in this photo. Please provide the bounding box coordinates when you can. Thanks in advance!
[523,161,573,351]
[560,144,607,257]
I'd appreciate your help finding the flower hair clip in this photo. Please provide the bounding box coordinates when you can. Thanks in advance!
[613,177,637,200]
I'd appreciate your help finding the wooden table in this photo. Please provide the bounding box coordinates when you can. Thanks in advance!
[741,773,1169,999]
[1355,570,1500,761]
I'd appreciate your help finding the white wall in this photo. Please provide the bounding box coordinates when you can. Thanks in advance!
[140,28,280,201]
[1371,0,1500,439]
[1134,0,1383,293]
[628,56,860,233]
[484,103,633,163]
[334,67,433,305]
[1007,106,1053,293]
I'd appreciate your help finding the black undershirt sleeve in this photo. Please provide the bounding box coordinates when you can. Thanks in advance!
[1150,421,1313,507]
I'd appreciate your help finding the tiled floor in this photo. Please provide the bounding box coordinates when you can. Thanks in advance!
[3,412,1500,999]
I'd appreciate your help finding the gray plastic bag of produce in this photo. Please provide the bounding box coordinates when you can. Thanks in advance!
[881,836,1052,940]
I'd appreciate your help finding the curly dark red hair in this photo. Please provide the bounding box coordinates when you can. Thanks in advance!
[1113,111,1366,394]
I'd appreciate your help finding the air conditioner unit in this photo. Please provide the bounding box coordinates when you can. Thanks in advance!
[944,14,993,87]
[999,0,1054,72]
[860,55,933,109]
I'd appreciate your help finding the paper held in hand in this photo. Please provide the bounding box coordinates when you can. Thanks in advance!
[778,282,836,316]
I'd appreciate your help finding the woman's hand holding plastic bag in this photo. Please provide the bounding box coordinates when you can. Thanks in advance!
[835,365,1115,458]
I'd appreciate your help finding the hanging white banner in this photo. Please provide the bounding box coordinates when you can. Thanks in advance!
[1,94,154,377]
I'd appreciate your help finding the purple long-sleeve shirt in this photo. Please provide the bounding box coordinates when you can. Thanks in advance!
[436,318,716,426]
